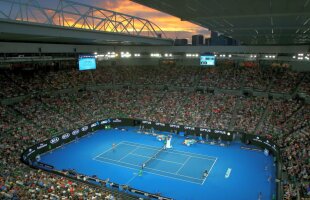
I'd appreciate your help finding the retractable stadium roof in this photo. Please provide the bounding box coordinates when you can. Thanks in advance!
[132,0,310,45]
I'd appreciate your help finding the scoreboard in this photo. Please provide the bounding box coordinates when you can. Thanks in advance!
[78,55,96,71]
[200,55,215,66]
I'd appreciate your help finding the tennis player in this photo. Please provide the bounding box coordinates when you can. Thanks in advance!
[203,169,208,178]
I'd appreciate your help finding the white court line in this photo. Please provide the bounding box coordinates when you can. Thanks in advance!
[118,146,139,162]
[175,156,191,175]
[93,142,124,159]
[93,140,217,185]
[201,157,218,185]
[93,141,137,160]
[129,153,184,165]
[126,173,138,185]
[94,156,204,181]
[122,141,217,161]
[123,141,218,159]
[93,157,202,185]
[122,141,162,151]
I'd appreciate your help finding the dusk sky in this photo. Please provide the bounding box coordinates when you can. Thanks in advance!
[73,0,210,40]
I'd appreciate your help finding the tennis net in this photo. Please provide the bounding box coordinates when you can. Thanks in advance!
[141,146,165,169]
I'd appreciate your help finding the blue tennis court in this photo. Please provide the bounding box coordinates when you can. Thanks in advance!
[93,141,217,184]
[40,127,276,200]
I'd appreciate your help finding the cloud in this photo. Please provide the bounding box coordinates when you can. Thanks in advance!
[91,0,208,39]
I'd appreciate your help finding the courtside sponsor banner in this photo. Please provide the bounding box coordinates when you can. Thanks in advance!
[253,137,278,152]
[62,133,70,140]
[155,122,165,126]
[170,124,180,128]
[184,126,195,130]
[142,120,151,124]
[112,119,122,123]
[214,130,227,135]
[91,122,99,128]
[27,148,35,157]
[36,143,48,150]
[200,128,212,132]
[72,129,80,136]
[263,140,278,152]
[100,119,110,125]
[81,126,88,132]
[50,137,59,144]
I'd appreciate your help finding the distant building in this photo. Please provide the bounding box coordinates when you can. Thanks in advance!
[205,38,211,46]
[209,31,238,46]
[192,35,204,46]
[174,39,188,46]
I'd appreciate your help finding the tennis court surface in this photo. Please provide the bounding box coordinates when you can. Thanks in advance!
[40,128,276,200]
[94,141,217,184]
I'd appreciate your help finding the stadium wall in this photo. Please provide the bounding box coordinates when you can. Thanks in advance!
[290,61,310,72]
[0,42,309,54]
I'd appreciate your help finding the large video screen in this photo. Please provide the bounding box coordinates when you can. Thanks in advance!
[200,55,215,66]
[78,55,96,71]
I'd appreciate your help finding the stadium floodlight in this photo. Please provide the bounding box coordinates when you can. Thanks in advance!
[106,52,117,58]
[228,54,232,58]
[151,53,161,58]
[134,53,141,57]
[164,53,173,57]
[293,56,296,59]
[305,57,309,60]
[121,52,131,58]
[298,53,304,56]
[94,52,98,55]
[265,55,268,58]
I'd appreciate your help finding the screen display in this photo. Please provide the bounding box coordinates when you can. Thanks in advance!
[200,55,215,66]
[79,55,96,71]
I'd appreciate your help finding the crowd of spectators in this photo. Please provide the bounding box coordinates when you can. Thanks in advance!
[0,104,120,199]
[0,63,309,199]
[276,127,310,199]
[234,96,268,133]
[1,63,310,98]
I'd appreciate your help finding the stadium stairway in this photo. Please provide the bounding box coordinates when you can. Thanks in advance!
[253,101,270,134]
[228,97,242,131]
[291,74,306,97]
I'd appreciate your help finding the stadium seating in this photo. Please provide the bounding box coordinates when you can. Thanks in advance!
[0,64,309,199]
